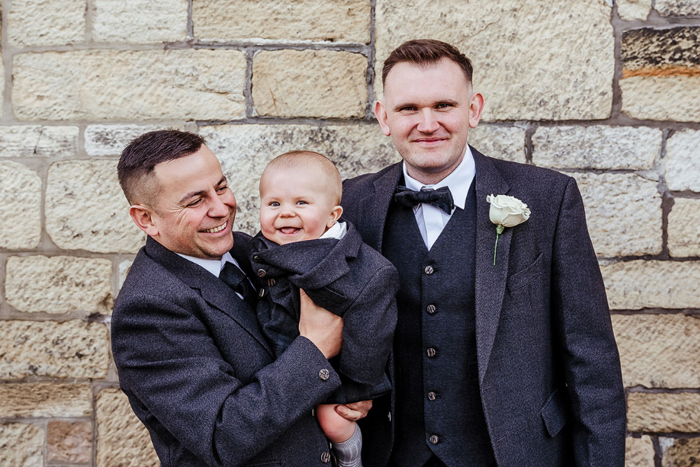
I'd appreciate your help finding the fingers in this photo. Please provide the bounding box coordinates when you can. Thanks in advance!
[335,399,373,421]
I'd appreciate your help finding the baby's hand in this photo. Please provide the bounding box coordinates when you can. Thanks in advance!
[335,400,373,422]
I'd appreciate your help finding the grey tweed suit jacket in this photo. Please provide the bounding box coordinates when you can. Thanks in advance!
[342,147,626,467]
[111,233,342,467]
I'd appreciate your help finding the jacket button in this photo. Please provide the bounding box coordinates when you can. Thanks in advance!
[426,304,436,315]
[387,411,392,422]
[427,391,436,401]
[319,369,330,381]
[267,278,276,287]
[424,265,434,275]
[426,347,437,358]
[429,434,439,444]
[321,452,331,463]
[257,268,266,278]
[258,288,265,298]
[253,255,260,261]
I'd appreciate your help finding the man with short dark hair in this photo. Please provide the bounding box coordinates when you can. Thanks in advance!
[112,129,360,466]
[343,39,626,467]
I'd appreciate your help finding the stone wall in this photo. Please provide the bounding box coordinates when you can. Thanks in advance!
[0,0,698,465]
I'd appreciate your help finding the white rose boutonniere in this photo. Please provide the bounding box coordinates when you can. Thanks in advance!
[486,194,531,265]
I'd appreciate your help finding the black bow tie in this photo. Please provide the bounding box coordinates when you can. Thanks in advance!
[394,185,455,214]
[220,262,257,309]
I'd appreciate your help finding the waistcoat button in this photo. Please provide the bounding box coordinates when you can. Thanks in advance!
[424,265,434,275]
[321,452,331,463]
[429,434,439,444]
[426,347,437,358]
[427,391,436,401]
[426,304,436,314]
[257,268,266,278]
[267,278,276,287]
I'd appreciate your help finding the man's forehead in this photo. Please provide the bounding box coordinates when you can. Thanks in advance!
[383,59,471,95]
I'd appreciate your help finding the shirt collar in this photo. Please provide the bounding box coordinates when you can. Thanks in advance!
[176,251,236,278]
[320,221,347,240]
[402,145,475,210]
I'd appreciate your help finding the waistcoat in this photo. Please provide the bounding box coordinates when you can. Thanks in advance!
[383,182,495,466]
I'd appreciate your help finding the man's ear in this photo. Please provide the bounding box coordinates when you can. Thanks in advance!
[129,204,160,237]
[327,205,344,228]
[374,100,392,136]
[468,92,485,129]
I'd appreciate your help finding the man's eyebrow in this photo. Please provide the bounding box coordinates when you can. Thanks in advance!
[177,177,227,205]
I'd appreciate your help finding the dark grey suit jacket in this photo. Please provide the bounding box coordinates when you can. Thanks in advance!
[342,148,626,467]
[111,234,342,467]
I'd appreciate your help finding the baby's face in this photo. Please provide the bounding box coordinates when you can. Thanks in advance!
[259,165,342,245]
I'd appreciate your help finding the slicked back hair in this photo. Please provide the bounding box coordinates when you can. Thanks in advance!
[382,39,473,87]
[262,150,343,205]
[118,130,205,205]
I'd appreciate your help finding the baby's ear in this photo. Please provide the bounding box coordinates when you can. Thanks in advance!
[327,205,343,227]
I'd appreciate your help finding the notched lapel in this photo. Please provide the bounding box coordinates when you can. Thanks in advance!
[145,237,273,357]
[368,164,403,253]
[198,279,274,357]
[472,149,512,385]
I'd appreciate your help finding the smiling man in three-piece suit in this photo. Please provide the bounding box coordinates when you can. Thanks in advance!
[342,40,626,467]
[111,130,363,466]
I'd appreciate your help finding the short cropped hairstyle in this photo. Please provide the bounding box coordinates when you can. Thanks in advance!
[118,130,205,205]
[262,150,343,205]
[382,39,473,86]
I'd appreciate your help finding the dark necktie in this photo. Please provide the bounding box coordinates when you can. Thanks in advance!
[394,185,455,214]
[220,262,257,309]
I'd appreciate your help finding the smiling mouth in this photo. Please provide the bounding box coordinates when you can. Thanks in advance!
[203,221,227,233]
[278,227,301,235]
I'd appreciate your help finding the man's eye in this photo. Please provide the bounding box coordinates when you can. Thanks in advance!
[436,103,453,109]
[187,199,202,207]
[399,106,417,112]
[217,185,228,193]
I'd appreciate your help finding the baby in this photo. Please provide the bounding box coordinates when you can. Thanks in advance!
[251,150,399,467]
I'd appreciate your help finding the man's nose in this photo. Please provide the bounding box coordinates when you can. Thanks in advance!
[209,194,230,217]
[416,109,439,132]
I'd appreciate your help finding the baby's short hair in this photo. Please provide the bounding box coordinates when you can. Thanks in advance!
[263,150,342,205]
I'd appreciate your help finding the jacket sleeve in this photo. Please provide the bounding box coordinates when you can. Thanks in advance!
[337,263,399,386]
[550,177,626,466]
[111,293,341,467]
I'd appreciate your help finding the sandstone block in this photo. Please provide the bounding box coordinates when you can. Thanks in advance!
[119,260,133,290]
[0,383,91,417]
[668,198,700,257]
[625,436,655,467]
[0,423,43,467]
[621,28,700,122]
[93,0,188,43]
[627,392,700,432]
[200,124,400,232]
[665,130,700,192]
[46,160,145,252]
[13,49,246,121]
[618,0,653,21]
[571,173,662,257]
[602,261,700,310]
[0,321,109,379]
[532,126,661,170]
[468,125,526,163]
[47,421,92,464]
[193,0,370,43]
[613,314,700,388]
[0,161,42,250]
[5,256,112,314]
[375,0,614,121]
[85,124,185,156]
[0,126,78,158]
[662,438,700,467]
[96,389,158,467]
[656,0,700,16]
[8,0,84,47]
[253,50,367,118]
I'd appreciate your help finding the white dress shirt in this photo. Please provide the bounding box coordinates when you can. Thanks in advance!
[402,146,476,250]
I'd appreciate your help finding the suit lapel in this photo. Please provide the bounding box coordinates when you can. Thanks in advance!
[144,237,273,357]
[472,148,512,384]
[364,163,403,252]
